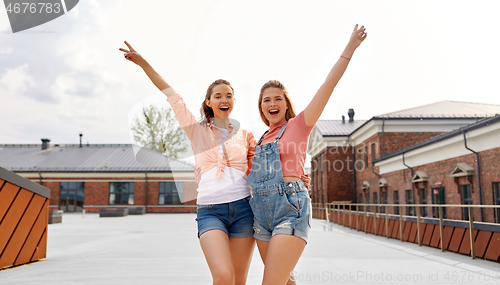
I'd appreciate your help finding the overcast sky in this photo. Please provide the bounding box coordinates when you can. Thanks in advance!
[1,0,500,151]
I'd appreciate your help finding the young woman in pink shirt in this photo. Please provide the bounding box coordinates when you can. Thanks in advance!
[119,42,309,285]
[248,24,367,284]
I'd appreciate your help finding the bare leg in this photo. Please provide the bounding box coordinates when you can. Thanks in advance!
[256,238,300,285]
[199,230,235,285]
[229,236,255,285]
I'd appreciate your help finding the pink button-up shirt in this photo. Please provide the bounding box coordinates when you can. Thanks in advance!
[163,88,256,177]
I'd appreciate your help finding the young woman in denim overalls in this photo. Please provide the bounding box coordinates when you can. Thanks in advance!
[249,25,367,285]
[119,42,311,284]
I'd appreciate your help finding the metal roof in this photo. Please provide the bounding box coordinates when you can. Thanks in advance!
[0,144,194,173]
[315,120,368,137]
[374,101,500,119]
[374,115,500,163]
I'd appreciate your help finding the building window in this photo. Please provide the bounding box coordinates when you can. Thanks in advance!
[59,182,84,213]
[159,182,183,205]
[109,182,134,205]
[358,193,363,211]
[357,149,363,170]
[373,192,378,213]
[494,182,500,223]
[461,184,473,220]
[381,191,387,213]
[364,147,368,166]
[371,143,376,161]
[432,187,447,219]
[394,190,399,215]
[405,189,414,216]
[315,158,320,204]
[365,192,370,212]
[420,188,427,217]
[318,154,324,205]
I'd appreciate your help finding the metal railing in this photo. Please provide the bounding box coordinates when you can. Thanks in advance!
[313,202,500,260]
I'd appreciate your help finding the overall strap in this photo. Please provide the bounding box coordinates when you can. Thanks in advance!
[256,123,288,146]
[256,130,269,146]
[274,123,288,142]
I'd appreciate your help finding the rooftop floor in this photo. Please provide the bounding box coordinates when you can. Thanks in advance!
[1,213,499,284]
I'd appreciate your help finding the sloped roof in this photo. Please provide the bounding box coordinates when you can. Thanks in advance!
[374,101,500,119]
[375,115,500,162]
[315,120,368,137]
[0,144,193,172]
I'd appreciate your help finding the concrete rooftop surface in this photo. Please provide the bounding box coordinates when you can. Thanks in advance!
[1,214,499,285]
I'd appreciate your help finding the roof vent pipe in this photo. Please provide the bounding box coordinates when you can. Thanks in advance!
[79,133,83,148]
[348,109,355,122]
[41,138,50,150]
[342,115,345,124]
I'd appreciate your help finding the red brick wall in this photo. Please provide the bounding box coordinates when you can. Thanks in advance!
[367,147,500,222]
[326,146,354,202]
[383,132,443,154]
[354,134,382,205]
[311,145,355,204]
[85,181,110,205]
[34,176,197,213]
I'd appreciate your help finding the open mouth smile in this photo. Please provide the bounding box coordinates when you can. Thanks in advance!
[269,109,279,117]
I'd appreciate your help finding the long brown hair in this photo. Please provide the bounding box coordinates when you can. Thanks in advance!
[258,80,296,126]
[200,79,234,125]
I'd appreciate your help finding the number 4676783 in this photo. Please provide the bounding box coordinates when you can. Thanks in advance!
[6,2,62,14]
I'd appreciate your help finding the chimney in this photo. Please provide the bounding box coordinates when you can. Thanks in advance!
[79,133,83,148]
[41,138,50,150]
[348,109,355,122]
[342,115,345,124]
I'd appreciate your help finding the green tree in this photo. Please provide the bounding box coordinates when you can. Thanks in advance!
[131,105,187,159]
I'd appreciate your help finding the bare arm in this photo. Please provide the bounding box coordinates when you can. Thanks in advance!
[303,25,367,126]
[119,41,172,95]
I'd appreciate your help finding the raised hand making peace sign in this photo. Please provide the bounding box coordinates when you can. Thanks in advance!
[119,41,145,66]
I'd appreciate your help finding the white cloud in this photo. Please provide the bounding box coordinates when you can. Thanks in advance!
[0,47,13,54]
[1,0,500,146]
[0,64,36,93]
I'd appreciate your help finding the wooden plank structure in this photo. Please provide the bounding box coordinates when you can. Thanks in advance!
[0,167,50,269]
[321,203,500,263]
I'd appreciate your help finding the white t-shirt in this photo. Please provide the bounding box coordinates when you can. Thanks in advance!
[196,127,251,205]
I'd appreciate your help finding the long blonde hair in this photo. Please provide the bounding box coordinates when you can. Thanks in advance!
[258,80,296,126]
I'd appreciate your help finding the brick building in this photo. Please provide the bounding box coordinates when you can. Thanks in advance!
[0,141,197,213]
[308,101,500,222]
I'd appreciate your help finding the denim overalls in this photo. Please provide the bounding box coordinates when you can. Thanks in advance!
[248,123,311,243]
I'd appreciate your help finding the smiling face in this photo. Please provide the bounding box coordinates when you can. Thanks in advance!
[260,87,289,126]
[205,84,234,119]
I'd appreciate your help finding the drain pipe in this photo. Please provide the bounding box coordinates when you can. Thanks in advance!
[372,162,382,211]
[463,131,484,222]
[381,119,386,156]
[348,137,357,203]
[145,172,148,214]
[402,153,416,212]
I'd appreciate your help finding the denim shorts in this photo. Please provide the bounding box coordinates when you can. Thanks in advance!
[195,196,254,238]
[250,180,311,243]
